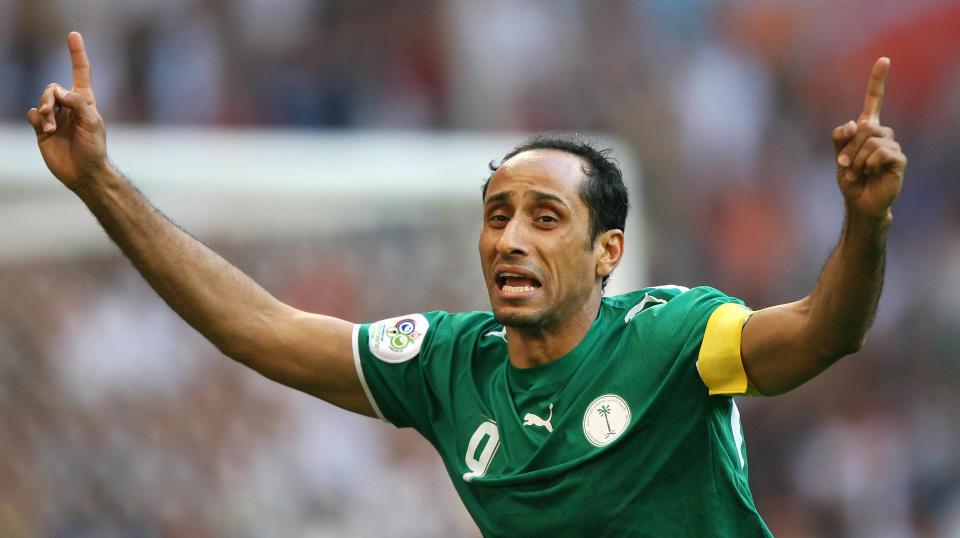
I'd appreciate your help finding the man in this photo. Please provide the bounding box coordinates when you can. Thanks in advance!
[28,32,905,536]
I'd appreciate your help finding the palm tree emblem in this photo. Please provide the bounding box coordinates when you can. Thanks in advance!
[597,404,614,437]
[583,394,631,448]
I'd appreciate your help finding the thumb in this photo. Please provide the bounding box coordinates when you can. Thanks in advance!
[53,87,100,125]
[832,120,856,156]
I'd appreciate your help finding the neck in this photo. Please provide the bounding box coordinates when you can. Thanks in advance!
[505,290,602,368]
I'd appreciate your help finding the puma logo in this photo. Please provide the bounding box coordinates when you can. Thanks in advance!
[624,293,668,323]
[484,327,507,342]
[523,403,554,432]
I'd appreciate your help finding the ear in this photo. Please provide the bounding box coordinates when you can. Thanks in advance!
[594,229,624,279]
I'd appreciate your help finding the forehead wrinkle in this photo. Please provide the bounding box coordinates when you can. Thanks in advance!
[483,189,572,209]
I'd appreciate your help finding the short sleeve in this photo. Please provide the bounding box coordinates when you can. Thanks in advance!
[353,311,448,430]
[646,286,759,397]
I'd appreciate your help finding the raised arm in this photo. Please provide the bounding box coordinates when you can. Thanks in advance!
[27,32,375,416]
[740,57,906,396]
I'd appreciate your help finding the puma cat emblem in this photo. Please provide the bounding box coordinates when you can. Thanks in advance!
[523,403,554,433]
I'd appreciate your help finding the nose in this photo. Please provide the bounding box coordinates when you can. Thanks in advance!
[497,218,529,257]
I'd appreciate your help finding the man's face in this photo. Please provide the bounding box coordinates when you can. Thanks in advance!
[479,149,601,329]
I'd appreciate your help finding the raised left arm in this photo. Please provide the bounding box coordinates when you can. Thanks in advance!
[740,57,906,396]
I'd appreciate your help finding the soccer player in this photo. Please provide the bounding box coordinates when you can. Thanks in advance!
[28,32,906,536]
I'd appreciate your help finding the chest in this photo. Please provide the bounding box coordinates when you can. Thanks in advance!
[439,329,707,484]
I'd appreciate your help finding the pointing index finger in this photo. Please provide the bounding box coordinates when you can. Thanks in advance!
[67,31,93,93]
[860,57,889,122]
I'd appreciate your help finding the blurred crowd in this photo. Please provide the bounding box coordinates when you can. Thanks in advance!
[2,0,959,536]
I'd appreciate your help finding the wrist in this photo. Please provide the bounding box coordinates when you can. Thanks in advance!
[71,161,124,198]
[846,204,892,223]
[843,204,892,239]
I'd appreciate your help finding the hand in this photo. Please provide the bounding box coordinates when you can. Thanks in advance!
[26,32,109,190]
[832,57,907,220]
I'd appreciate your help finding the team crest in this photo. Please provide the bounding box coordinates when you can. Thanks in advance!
[368,314,429,363]
[583,394,631,447]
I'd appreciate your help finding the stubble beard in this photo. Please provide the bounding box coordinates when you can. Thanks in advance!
[492,304,550,328]
[493,311,543,328]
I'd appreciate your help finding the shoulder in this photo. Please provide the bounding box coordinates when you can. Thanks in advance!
[603,284,691,322]
[605,285,744,326]
[364,310,500,363]
[604,284,689,310]
[367,310,495,333]
[425,310,501,343]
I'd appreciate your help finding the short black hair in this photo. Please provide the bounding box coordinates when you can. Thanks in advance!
[483,133,629,289]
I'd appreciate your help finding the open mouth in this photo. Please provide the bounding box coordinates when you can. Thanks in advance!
[497,272,542,294]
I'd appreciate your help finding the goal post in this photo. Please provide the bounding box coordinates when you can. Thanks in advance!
[0,125,646,297]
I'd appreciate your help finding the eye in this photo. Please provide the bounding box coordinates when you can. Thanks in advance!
[487,214,509,227]
[535,214,559,227]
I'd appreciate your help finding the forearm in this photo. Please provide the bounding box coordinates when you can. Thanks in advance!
[741,209,890,396]
[738,58,904,396]
[29,34,371,414]
[72,165,283,361]
[803,207,890,361]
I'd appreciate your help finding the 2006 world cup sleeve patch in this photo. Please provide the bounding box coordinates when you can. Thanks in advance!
[367,313,430,363]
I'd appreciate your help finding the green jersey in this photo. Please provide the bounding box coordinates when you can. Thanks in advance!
[353,285,772,537]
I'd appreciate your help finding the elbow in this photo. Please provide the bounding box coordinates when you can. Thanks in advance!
[837,333,867,357]
[216,340,250,363]
[816,335,866,364]
[208,311,281,365]
[209,332,255,364]
[848,336,867,354]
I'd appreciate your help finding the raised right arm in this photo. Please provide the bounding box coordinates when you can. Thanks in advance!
[27,32,375,417]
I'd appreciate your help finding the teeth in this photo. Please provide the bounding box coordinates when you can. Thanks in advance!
[503,285,537,293]
[500,272,523,278]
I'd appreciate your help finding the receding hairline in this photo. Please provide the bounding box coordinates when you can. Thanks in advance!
[497,147,595,175]
[488,148,595,196]
[484,148,598,215]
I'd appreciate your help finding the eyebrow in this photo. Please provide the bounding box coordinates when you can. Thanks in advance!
[483,190,571,209]
[484,191,512,205]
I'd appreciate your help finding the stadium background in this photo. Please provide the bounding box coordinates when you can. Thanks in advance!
[1,1,959,536]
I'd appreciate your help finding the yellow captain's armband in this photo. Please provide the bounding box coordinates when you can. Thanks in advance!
[696,303,763,396]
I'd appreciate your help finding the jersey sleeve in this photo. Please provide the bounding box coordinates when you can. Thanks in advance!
[655,286,760,396]
[352,311,449,430]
